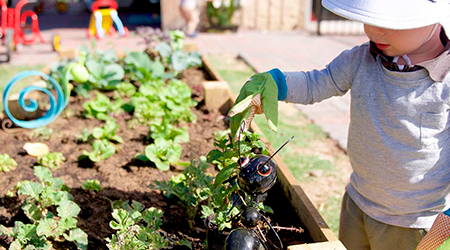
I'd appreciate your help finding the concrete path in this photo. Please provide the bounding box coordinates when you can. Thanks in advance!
[4,28,368,151]
[191,30,368,151]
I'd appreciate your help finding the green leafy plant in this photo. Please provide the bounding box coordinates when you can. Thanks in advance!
[82,179,101,192]
[207,130,268,171]
[148,122,189,143]
[0,166,88,250]
[127,79,197,127]
[82,92,123,120]
[151,157,214,230]
[123,51,165,83]
[79,139,116,163]
[75,127,91,143]
[113,82,137,99]
[0,153,17,172]
[200,130,270,231]
[144,138,182,171]
[154,31,202,75]
[83,49,125,90]
[206,0,242,27]
[91,119,124,144]
[106,200,190,250]
[37,152,66,170]
[29,126,53,141]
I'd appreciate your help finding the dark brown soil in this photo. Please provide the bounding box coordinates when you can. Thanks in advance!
[0,67,312,249]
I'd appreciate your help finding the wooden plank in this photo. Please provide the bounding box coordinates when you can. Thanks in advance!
[202,55,342,245]
[288,241,346,250]
[202,81,231,110]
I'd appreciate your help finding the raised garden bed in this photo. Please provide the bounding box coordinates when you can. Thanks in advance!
[0,45,345,249]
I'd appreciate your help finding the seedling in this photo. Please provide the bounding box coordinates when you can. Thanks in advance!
[144,138,182,171]
[91,119,124,144]
[0,166,88,250]
[0,153,17,172]
[29,126,53,141]
[37,152,66,170]
[106,200,190,250]
[79,139,116,163]
[82,179,101,192]
[151,157,214,230]
[82,92,123,120]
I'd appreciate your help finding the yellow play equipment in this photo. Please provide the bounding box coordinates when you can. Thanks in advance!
[86,0,128,40]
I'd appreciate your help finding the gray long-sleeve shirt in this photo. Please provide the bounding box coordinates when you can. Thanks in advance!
[284,42,450,228]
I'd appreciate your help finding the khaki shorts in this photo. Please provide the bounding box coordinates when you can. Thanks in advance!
[339,192,428,250]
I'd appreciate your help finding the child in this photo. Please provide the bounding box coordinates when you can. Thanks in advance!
[179,0,200,37]
[228,0,450,249]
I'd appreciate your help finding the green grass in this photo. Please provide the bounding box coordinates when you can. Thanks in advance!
[318,195,342,234]
[205,54,343,236]
[0,64,45,112]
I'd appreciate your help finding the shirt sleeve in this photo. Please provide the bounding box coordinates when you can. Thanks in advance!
[284,44,365,104]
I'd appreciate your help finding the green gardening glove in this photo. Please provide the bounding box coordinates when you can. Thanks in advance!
[228,68,287,139]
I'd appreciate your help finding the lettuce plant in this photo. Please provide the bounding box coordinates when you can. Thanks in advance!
[91,119,124,144]
[0,153,17,172]
[123,51,165,83]
[84,49,124,90]
[154,30,202,75]
[82,93,123,121]
[148,122,189,143]
[29,126,53,141]
[144,138,182,171]
[37,152,66,170]
[79,139,116,163]
[82,179,101,192]
[82,92,112,120]
[75,127,91,143]
[0,166,88,250]
[113,82,137,99]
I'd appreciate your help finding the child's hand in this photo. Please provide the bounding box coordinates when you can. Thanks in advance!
[228,71,280,139]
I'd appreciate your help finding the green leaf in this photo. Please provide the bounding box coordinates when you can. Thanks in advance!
[110,209,134,230]
[207,149,223,163]
[57,200,81,218]
[171,51,188,72]
[91,127,104,139]
[13,221,37,244]
[18,182,43,200]
[34,167,52,184]
[154,159,170,171]
[36,218,57,237]
[82,179,101,192]
[10,240,22,250]
[22,203,42,222]
[58,217,78,232]
[214,164,237,188]
[64,228,88,250]
[0,153,17,172]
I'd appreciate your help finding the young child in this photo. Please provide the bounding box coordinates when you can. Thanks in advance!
[229,0,450,249]
[179,0,200,37]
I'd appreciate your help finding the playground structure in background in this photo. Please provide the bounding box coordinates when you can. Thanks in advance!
[86,0,128,40]
[0,0,60,62]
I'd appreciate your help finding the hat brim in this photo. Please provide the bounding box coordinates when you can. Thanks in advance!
[322,0,450,30]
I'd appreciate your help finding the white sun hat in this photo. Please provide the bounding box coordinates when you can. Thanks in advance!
[322,0,450,34]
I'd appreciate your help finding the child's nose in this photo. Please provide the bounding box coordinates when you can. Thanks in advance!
[364,24,386,36]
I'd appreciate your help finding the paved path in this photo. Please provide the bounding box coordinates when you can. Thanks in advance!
[5,28,368,151]
[191,30,368,150]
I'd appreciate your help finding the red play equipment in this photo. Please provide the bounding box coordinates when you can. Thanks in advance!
[0,0,59,62]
